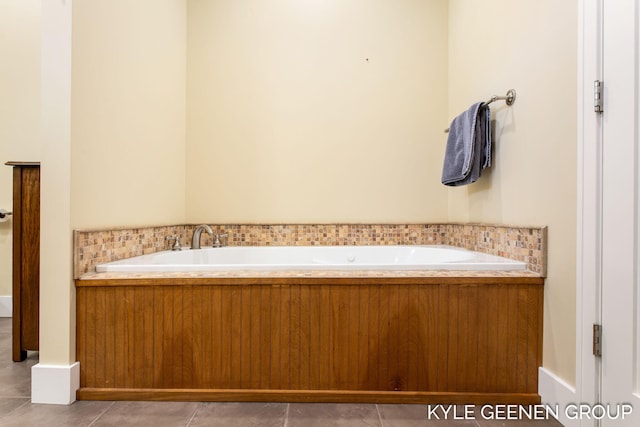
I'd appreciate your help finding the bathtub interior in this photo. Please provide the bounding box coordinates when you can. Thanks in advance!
[95,245,528,273]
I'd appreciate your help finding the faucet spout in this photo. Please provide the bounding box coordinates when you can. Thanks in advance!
[191,224,214,249]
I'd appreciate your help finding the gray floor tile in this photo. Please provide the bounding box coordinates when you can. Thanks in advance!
[0,367,32,397]
[0,397,29,417]
[189,402,287,427]
[0,400,113,427]
[92,401,200,427]
[378,404,480,427]
[288,403,382,427]
[0,319,564,427]
[378,404,430,427]
[0,317,10,334]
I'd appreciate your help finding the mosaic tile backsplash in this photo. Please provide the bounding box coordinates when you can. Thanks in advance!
[74,223,547,278]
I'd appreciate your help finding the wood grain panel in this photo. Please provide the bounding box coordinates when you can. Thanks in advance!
[76,278,544,403]
[10,164,40,361]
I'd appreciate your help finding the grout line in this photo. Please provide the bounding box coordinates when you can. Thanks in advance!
[375,404,384,427]
[185,402,203,427]
[0,398,30,418]
[87,401,116,427]
[283,403,290,427]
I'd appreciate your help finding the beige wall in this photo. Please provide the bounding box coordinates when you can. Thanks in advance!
[71,0,187,229]
[448,0,577,384]
[36,0,577,389]
[36,0,188,364]
[0,0,41,299]
[186,0,449,223]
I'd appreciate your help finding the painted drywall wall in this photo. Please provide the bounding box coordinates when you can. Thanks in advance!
[71,0,187,229]
[186,0,449,223]
[447,0,577,384]
[40,0,73,366]
[36,0,188,365]
[0,0,41,304]
[36,0,578,392]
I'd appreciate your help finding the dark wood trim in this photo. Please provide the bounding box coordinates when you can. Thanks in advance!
[76,388,541,405]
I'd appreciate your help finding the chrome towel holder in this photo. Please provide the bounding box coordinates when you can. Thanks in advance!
[484,89,516,106]
[444,89,516,133]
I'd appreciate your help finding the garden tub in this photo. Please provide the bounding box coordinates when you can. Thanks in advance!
[95,245,527,273]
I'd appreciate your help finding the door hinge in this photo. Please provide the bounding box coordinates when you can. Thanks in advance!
[593,324,602,357]
[594,80,603,113]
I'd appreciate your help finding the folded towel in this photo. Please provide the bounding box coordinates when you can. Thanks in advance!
[441,102,492,186]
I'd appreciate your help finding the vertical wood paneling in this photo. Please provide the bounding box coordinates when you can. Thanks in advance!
[415,285,428,391]
[124,288,135,388]
[506,286,518,391]
[357,286,370,389]
[475,285,489,392]
[259,286,272,389]
[248,286,261,389]
[406,286,418,391]
[495,285,508,391]
[531,285,543,391]
[229,287,242,388]
[467,285,479,391]
[77,281,544,397]
[174,286,185,388]
[366,285,379,390]
[161,287,174,387]
[192,286,208,388]
[219,286,232,389]
[183,285,195,388]
[101,289,116,387]
[152,288,164,388]
[387,285,400,390]
[113,287,125,387]
[486,285,499,392]
[270,286,282,389]
[319,286,330,389]
[279,285,291,389]
[299,286,311,390]
[516,287,529,391]
[239,286,252,388]
[289,285,301,390]
[309,286,321,388]
[142,287,154,388]
[377,286,389,391]
[436,285,449,391]
[337,286,350,389]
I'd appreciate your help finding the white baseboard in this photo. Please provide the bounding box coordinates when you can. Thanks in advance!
[539,367,580,427]
[0,296,11,317]
[31,362,80,405]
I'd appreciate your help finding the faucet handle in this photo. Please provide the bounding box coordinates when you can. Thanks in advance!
[213,233,229,247]
[166,236,181,251]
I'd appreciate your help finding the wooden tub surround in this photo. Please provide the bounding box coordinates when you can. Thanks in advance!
[75,273,544,404]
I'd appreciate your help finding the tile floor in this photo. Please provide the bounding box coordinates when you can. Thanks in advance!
[0,318,563,426]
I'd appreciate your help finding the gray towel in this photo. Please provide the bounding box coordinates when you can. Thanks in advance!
[441,102,492,186]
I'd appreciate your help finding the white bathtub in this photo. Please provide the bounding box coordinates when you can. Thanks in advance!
[95,245,527,272]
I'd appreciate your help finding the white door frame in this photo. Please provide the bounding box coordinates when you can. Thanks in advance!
[576,0,602,417]
[577,0,640,426]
